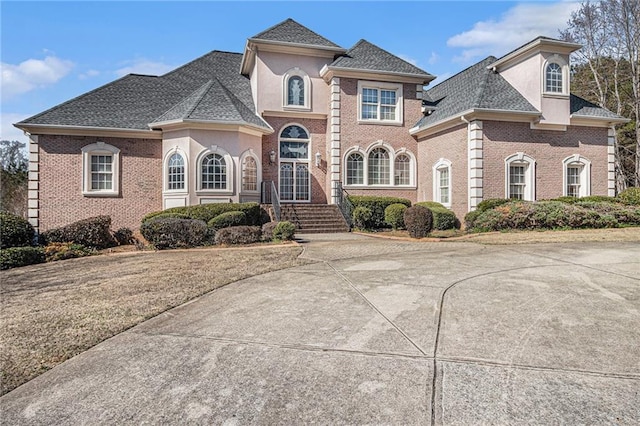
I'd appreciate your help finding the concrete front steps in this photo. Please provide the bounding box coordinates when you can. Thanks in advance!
[279,204,350,233]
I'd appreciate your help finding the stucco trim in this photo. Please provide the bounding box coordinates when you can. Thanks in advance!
[15,124,163,140]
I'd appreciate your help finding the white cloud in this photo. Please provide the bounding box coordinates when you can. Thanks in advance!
[79,69,100,80]
[1,56,74,100]
[428,52,439,65]
[1,113,30,144]
[398,54,419,67]
[447,2,580,64]
[115,58,174,77]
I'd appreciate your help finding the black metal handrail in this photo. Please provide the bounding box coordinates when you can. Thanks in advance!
[333,181,353,228]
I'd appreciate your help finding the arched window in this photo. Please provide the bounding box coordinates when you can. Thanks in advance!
[242,155,258,192]
[394,153,411,186]
[283,69,310,110]
[545,62,563,93]
[201,153,227,190]
[505,153,536,201]
[563,155,591,198]
[346,152,364,185]
[368,147,390,185]
[433,159,452,206]
[167,153,185,191]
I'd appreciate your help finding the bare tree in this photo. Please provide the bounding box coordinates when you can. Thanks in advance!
[0,140,29,217]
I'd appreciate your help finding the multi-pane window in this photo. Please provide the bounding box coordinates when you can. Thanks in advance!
[167,153,185,190]
[242,156,258,192]
[201,153,226,190]
[509,164,526,199]
[438,167,450,204]
[346,153,364,185]
[90,155,113,190]
[287,76,304,106]
[567,166,581,197]
[361,87,398,121]
[545,63,563,93]
[368,148,390,185]
[394,154,411,185]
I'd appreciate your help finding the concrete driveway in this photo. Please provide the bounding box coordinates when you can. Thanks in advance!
[1,234,639,424]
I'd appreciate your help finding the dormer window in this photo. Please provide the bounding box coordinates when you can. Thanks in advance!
[283,68,310,110]
[543,57,568,96]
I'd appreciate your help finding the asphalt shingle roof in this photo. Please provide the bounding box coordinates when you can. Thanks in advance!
[250,18,341,48]
[415,57,539,129]
[570,94,623,119]
[330,39,432,78]
[19,51,270,131]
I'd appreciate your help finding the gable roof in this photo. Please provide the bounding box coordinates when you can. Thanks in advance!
[18,51,271,133]
[249,18,341,49]
[329,39,433,80]
[570,94,624,119]
[415,57,539,129]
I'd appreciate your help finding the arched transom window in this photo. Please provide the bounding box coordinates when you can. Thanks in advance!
[368,147,390,185]
[344,143,415,187]
[545,62,563,93]
[167,153,185,190]
[242,155,258,192]
[201,153,227,190]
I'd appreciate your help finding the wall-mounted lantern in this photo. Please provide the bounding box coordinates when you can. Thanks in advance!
[315,152,322,167]
[269,150,276,165]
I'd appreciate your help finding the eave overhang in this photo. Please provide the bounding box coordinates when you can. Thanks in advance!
[320,64,435,85]
[569,114,630,128]
[148,118,274,137]
[14,123,163,139]
[488,38,582,72]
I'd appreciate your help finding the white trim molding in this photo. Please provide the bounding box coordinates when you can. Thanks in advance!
[162,146,188,194]
[542,55,569,97]
[357,80,403,126]
[562,154,591,198]
[342,141,416,189]
[608,127,616,196]
[505,152,536,201]
[81,142,120,197]
[433,158,452,208]
[27,135,39,229]
[467,120,483,211]
[196,145,234,195]
[330,77,341,204]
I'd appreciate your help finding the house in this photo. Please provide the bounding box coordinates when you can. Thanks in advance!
[15,19,627,231]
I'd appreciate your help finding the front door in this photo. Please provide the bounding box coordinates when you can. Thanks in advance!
[279,125,311,202]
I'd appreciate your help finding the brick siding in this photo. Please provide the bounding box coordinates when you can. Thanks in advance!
[38,135,162,231]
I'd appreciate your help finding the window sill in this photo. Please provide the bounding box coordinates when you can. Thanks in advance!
[83,191,119,198]
[283,105,311,112]
[357,119,403,127]
[163,191,188,196]
[196,190,233,196]
[344,184,416,190]
[542,93,569,99]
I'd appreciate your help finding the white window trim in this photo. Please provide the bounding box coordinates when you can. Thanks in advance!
[433,158,452,208]
[282,68,311,111]
[357,80,403,125]
[196,145,233,195]
[542,55,569,97]
[342,141,416,189]
[163,147,188,194]
[81,142,120,197]
[239,148,261,194]
[562,154,591,197]
[505,152,536,201]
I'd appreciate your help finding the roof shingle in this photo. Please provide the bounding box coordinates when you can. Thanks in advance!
[250,18,341,48]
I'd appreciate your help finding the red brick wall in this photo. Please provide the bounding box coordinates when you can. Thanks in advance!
[261,117,328,204]
[38,135,162,231]
[482,121,609,200]
[417,124,468,220]
[339,78,423,202]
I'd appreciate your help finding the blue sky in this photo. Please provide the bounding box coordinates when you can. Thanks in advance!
[1,1,581,144]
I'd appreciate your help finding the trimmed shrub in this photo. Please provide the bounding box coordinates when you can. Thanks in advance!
[348,196,412,229]
[140,218,209,250]
[41,216,117,249]
[578,195,619,203]
[207,211,247,230]
[113,227,134,245]
[44,243,94,262]
[384,203,408,230]
[261,221,278,241]
[550,196,580,204]
[273,221,296,241]
[415,202,459,230]
[214,226,262,245]
[618,187,640,205]
[144,212,190,222]
[352,206,373,230]
[476,198,510,212]
[143,202,261,226]
[0,246,46,270]
[0,212,35,249]
[464,209,483,230]
[404,205,433,238]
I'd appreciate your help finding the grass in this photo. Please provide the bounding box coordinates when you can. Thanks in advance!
[0,244,310,396]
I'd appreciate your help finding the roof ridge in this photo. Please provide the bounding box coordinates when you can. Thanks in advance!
[216,80,269,127]
[474,66,491,107]
[427,56,496,92]
[249,17,341,48]
[161,50,241,79]
[185,80,216,118]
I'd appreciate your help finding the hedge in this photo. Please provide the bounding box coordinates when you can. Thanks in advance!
[113,228,134,245]
[415,202,459,230]
[404,205,433,238]
[352,206,373,230]
[618,187,640,205]
[143,202,262,226]
[476,198,510,212]
[0,246,46,270]
[0,212,34,249]
[140,218,210,249]
[41,216,117,249]
[348,196,411,229]
[273,221,296,241]
[207,211,247,230]
[214,226,262,245]
[384,203,408,230]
